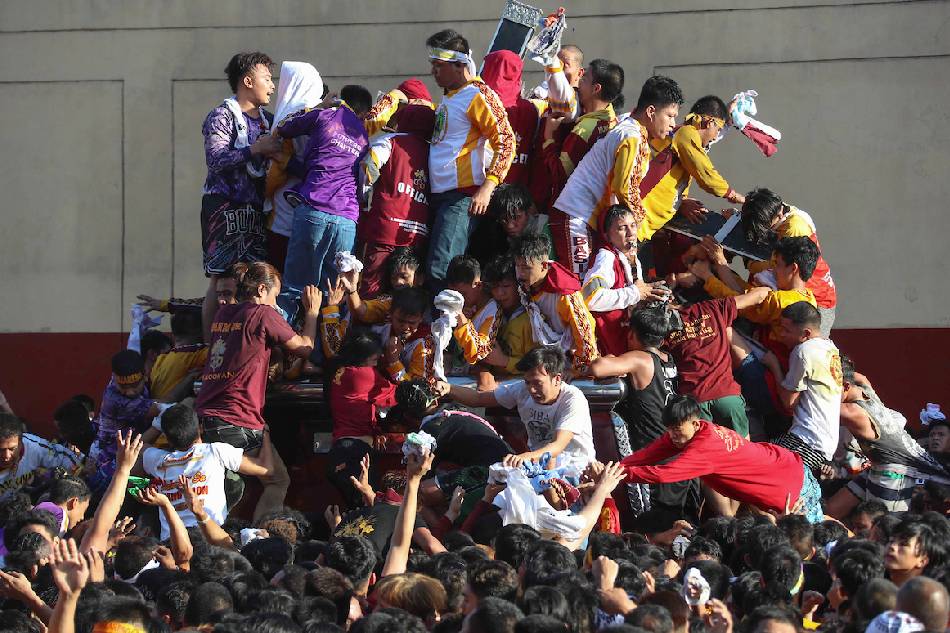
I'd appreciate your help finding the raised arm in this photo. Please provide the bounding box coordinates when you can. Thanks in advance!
[442,381,499,408]
[237,425,275,478]
[590,351,648,379]
[81,430,143,554]
[282,285,321,359]
[563,462,626,549]
[49,539,89,633]
[177,475,235,549]
[381,450,434,577]
[134,487,194,570]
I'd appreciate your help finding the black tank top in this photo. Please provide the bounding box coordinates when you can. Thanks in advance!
[616,350,679,452]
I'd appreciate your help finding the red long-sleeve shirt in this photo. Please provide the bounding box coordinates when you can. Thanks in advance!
[328,365,398,440]
[621,421,806,514]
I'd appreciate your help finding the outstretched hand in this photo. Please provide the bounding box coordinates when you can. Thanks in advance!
[50,538,90,597]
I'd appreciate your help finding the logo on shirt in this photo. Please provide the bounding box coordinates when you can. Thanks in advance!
[413,168,428,191]
[830,353,843,388]
[208,339,227,371]
[337,514,376,537]
[432,104,448,143]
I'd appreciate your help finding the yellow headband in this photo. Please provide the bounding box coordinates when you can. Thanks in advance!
[428,47,472,65]
[93,623,146,633]
[685,112,725,129]
[115,372,143,385]
[790,566,805,596]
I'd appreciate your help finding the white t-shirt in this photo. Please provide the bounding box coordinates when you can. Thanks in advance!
[783,337,844,460]
[0,434,85,500]
[142,442,244,540]
[493,382,595,469]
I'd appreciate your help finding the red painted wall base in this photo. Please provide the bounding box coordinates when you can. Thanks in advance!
[1,329,948,437]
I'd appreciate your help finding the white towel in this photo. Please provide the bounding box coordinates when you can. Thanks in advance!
[272,61,324,129]
[222,97,270,177]
[431,290,465,381]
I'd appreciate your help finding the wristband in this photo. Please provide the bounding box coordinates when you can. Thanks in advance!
[197,515,210,524]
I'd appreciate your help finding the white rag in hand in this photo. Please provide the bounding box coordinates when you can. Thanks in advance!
[334,251,364,275]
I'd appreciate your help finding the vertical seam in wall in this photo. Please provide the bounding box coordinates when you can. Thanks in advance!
[120,80,126,336]
[170,80,176,296]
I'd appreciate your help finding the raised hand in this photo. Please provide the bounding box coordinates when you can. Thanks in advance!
[406,450,435,481]
[107,517,136,548]
[50,539,90,597]
[136,295,163,312]
[115,430,144,473]
[134,486,171,507]
[176,475,205,518]
[446,486,465,522]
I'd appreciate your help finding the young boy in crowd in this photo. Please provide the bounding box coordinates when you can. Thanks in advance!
[148,310,207,401]
[513,234,599,372]
[621,395,824,523]
[33,475,90,536]
[469,183,553,265]
[440,346,596,471]
[536,57,621,216]
[357,104,435,299]
[639,95,745,243]
[200,52,282,277]
[425,29,515,291]
[323,286,437,384]
[138,403,273,539]
[90,350,165,494]
[275,83,370,317]
[740,188,837,335]
[761,302,843,474]
[582,205,671,356]
[528,44,584,118]
[454,255,537,377]
[551,75,683,275]
[339,246,423,325]
[0,414,84,500]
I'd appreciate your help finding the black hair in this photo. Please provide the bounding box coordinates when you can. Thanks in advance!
[53,399,95,452]
[6,531,52,573]
[225,52,274,93]
[71,393,96,414]
[612,93,626,111]
[49,473,91,504]
[615,560,648,599]
[603,204,636,235]
[512,233,553,264]
[94,597,155,630]
[426,29,470,56]
[156,580,194,629]
[640,590,689,631]
[351,608,426,633]
[417,551,468,613]
[661,395,702,428]
[0,493,32,526]
[630,304,674,348]
[745,525,791,571]
[247,588,299,615]
[482,255,517,287]
[184,581,234,624]
[157,402,198,451]
[113,536,159,581]
[626,603,674,633]
[237,612,302,633]
[494,524,541,569]
[326,536,377,587]
[336,329,383,368]
[442,531,476,551]
[682,560,731,600]
[587,59,624,103]
[446,255,481,286]
[741,605,801,633]
[515,614,570,633]
[468,559,519,603]
[304,567,354,626]
[781,301,822,330]
[840,354,856,384]
[832,548,885,598]
[387,246,422,277]
[759,545,802,603]
[777,514,814,561]
[891,518,948,572]
[741,188,786,246]
[296,596,338,626]
[242,537,295,581]
[587,532,629,562]
[683,536,723,562]
[0,412,25,441]
[391,286,429,318]
[3,509,59,550]
[341,85,373,117]
[852,577,898,624]
[634,75,684,112]
[773,236,820,282]
[522,540,576,589]
[112,348,146,377]
[395,378,438,419]
[171,309,203,340]
[698,517,738,562]
[467,597,524,633]
[689,95,729,122]
[489,183,534,223]
[515,346,566,376]
[140,330,172,358]
[0,609,42,633]
[852,500,888,521]
[518,586,571,620]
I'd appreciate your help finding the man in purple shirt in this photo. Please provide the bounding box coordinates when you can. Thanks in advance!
[275,85,372,318]
[201,52,283,276]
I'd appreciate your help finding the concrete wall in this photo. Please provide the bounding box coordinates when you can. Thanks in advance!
[1,1,949,424]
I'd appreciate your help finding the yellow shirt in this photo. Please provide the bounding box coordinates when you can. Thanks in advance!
[704,276,816,345]
[149,345,208,400]
[498,309,536,375]
[639,124,732,240]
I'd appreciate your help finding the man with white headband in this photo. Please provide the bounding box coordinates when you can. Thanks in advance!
[424,29,516,292]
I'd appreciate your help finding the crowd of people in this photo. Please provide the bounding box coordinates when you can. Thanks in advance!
[1,24,949,633]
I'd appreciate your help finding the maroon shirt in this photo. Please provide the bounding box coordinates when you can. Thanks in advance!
[196,302,296,430]
[328,365,398,440]
[666,298,741,402]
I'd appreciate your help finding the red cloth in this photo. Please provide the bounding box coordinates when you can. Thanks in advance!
[357,119,432,248]
[540,261,582,294]
[740,124,779,157]
[389,104,435,137]
[666,298,742,402]
[357,242,396,299]
[482,50,538,185]
[398,78,432,103]
[328,365,398,440]
[195,302,296,430]
[481,51,522,108]
[805,232,836,309]
[639,142,677,198]
[621,421,806,514]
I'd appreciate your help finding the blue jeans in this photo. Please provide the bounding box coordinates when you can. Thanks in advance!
[426,190,479,290]
[278,204,356,320]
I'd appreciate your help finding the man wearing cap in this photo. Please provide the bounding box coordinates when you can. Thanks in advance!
[424,28,516,292]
